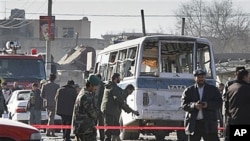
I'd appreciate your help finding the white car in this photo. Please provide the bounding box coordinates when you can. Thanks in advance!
[6,89,61,124]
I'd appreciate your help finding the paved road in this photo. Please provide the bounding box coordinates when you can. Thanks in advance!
[41,132,225,141]
[42,133,174,141]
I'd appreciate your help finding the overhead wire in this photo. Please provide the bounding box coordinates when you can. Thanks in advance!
[2,12,250,18]
[0,0,31,25]
[0,0,47,29]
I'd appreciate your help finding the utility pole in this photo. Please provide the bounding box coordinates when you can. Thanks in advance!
[181,18,185,35]
[199,0,202,37]
[141,9,146,36]
[4,0,6,19]
[46,0,52,75]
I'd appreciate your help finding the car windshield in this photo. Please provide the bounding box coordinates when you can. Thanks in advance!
[0,58,46,81]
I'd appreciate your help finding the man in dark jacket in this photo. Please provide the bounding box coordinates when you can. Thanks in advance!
[41,73,60,137]
[226,69,250,125]
[222,66,245,141]
[55,80,77,141]
[101,73,139,141]
[26,83,43,124]
[181,69,222,141]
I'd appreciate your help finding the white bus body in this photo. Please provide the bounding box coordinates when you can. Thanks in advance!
[94,35,216,140]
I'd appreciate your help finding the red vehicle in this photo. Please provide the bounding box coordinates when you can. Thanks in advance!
[0,41,46,89]
[0,118,42,141]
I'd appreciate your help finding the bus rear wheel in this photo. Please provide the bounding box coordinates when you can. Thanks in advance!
[119,118,139,140]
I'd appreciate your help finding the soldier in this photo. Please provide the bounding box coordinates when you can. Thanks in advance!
[72,75,100,141]
[101,73,139,141]
[95,74,105,141]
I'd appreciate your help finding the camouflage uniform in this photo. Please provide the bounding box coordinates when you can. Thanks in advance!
[73,89,98,141]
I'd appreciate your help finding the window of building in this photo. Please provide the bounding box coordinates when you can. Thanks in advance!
[62,27,74,38]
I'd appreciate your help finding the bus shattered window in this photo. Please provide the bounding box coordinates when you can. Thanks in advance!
[124,47,137,77]
[140,42,158,76]
[196,44,212,78]
[161,42,193,74]
[118,47,137,78]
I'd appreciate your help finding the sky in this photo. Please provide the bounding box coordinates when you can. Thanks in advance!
[0,0,250,39]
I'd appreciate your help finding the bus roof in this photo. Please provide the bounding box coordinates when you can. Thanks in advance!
[99,35,211,54]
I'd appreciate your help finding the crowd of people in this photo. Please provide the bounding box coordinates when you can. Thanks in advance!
[0,72,138,141]
[0,80,22,118]
[1,67,249,141]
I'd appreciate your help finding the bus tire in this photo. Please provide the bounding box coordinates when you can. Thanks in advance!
[120,130,139,140]
[119,118,139,140]
[153,131,166,141]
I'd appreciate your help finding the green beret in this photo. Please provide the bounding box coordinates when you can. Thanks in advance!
[88,75,99,86]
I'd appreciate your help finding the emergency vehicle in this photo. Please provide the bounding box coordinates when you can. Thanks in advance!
[0,41,46,89]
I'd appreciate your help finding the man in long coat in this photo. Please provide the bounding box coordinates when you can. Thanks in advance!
[181,69,222,141]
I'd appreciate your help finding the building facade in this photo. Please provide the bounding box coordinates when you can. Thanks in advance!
[0,10,109,62]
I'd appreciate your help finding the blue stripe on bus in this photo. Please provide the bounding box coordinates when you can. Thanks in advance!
[137,77,216,89]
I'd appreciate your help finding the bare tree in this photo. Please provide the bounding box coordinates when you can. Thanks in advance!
[175,0,250,53]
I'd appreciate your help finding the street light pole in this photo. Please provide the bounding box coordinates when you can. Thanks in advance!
[46,0,52,75]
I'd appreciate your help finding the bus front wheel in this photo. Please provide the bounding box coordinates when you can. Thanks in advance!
[153,131,166,141]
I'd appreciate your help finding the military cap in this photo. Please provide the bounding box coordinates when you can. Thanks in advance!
[193,69,206,76]
[88,75,99,86]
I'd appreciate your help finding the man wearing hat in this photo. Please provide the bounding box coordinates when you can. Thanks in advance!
[55,80,77,141]
[181,69,222,141]
[72,74,100,141]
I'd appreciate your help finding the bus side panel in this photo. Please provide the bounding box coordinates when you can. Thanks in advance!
[120,77,216,126]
